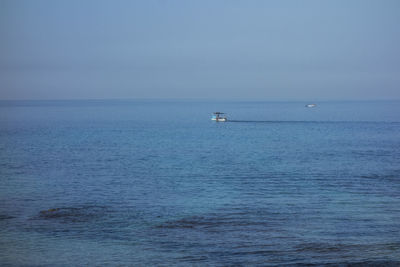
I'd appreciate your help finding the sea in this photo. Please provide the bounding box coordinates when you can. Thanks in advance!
[0,100,399,266]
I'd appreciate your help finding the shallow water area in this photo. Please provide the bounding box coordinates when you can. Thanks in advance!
[0,100,400,265]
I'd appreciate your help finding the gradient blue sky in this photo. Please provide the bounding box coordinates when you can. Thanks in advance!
[1,0,399,100]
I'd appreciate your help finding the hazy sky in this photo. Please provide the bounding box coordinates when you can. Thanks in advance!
[1,0,399,100]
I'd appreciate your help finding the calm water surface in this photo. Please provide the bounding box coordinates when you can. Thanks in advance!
[0,100,400,266]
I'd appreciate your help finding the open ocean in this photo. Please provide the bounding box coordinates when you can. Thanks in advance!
[0,100,399,266]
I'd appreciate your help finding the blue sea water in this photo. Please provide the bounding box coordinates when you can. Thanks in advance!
[0,100,400,266]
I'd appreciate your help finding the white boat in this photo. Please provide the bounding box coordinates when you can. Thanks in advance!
[211,112,227,122]
[305,104,317,108]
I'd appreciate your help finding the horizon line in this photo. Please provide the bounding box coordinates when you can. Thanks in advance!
[0,97,400,102]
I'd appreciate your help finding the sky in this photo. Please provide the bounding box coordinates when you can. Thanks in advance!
[0,0,399,100]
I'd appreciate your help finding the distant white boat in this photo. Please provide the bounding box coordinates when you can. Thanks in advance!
[305,104,317,108]
[211,112,227,122]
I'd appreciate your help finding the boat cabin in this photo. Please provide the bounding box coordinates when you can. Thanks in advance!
[211,112,227,122]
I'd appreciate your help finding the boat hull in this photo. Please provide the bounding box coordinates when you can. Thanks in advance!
[211,118,227,122]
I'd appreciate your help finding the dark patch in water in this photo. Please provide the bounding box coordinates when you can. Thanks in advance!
[344,261,400,267]
[155,210,274,231]
[291,260,400,266]
[156,216,223,229]
[175,255,209,262]
[294,242,354,253]
[0,214,15,220]
[360,171,400,182]
[37,205,108,223]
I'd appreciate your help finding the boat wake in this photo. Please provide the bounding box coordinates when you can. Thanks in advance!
[227,120,322,123]
[228,120,276,123]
